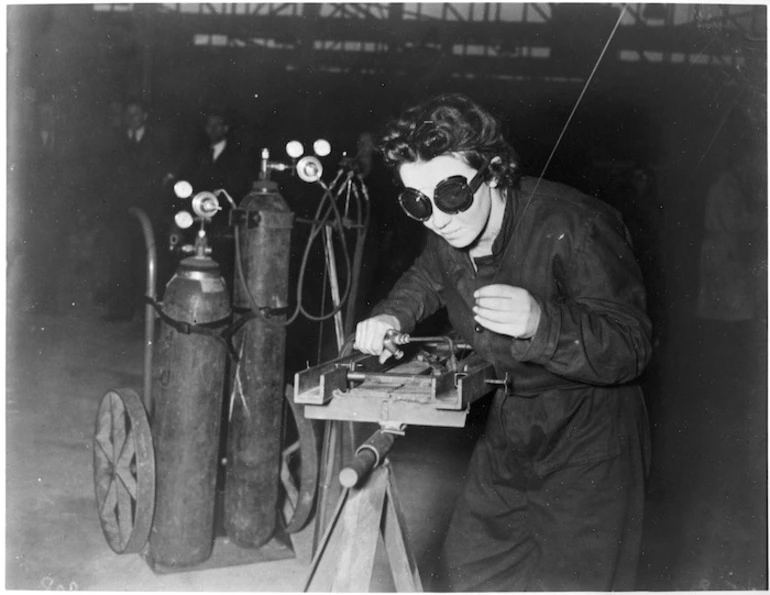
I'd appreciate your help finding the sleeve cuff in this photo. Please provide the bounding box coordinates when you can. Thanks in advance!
[369,304,414,334]
[509,299,561,363]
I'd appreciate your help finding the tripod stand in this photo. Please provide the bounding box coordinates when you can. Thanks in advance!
[304,431,422,592]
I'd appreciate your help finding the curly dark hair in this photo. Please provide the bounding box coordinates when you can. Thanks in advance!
[378,93,521,188]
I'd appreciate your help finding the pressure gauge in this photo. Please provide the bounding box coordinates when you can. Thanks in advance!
[173,180,193,199]
[286,140,304,159]
[313,139,331,157]
[174,210,194,229]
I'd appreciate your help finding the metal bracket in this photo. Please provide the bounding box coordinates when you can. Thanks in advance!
[379,422,407,436]
[229,208,261,229]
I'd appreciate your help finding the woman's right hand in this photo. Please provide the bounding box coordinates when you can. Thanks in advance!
[354,314,402,364]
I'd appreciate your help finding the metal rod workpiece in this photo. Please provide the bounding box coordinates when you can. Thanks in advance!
[338,429,396,488]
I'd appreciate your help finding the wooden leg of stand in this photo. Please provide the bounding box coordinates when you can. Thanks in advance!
[331,467,388,592]
[304,462,423,593]
[306,466,387,592]
[383,470,423,591]
[304,487,350,592]
[312,419,362,556]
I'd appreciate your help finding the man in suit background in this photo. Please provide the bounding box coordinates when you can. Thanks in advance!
[170,107,253,285]
[175,107,251,203]
[113,98,172,225]
[99,98,172,320]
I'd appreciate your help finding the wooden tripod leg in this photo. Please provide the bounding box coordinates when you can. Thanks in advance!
[304,461,423,593]
[305,466,388,592]
[331,467,388,592]
[383,468,423,591]
[313,419,361,556]
[304,486,349,591]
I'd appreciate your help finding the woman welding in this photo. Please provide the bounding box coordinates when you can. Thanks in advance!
[355,93,652,591]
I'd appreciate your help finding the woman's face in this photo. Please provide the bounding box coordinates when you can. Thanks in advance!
[399,154,493,249]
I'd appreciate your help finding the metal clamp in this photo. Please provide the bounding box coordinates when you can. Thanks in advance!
[229,209,261,229]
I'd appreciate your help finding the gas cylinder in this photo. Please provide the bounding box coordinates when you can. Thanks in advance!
[148,250,231,568]
[224,178,294,548]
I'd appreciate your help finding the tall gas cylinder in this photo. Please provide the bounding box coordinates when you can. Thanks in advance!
[148,252,231,568]
[224,178,294,547]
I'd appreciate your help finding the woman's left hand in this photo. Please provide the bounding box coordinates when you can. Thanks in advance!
[473,284,542,339]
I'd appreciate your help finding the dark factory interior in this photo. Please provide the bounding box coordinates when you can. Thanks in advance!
[6,3,768,591]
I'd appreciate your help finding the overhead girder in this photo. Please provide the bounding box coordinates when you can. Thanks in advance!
[149,2,761,30]
[102,7,762,64]
[90,3,764,91]
[156,13,743,46]
[172,43,748,78]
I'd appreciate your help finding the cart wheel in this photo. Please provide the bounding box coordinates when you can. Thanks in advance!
[281,384,320,534]
[93,388,155,554]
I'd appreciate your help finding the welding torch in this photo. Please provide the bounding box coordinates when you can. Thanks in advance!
[382,330,471,371]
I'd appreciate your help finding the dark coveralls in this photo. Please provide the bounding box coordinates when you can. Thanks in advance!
[371,177,652,591]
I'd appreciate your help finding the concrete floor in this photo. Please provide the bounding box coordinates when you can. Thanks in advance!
[5,303,767,590]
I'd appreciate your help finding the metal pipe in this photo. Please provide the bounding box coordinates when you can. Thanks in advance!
[128,207,157,412]
[338,429,396,488]
[323,225,345,350]
[344,179,367,337]
[313,419,340,556]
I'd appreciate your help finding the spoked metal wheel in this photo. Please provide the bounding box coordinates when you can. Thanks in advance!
[281,384,320,534]
[93,388,155,554]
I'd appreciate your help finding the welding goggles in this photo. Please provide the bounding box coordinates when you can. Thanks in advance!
[397,156,492,222]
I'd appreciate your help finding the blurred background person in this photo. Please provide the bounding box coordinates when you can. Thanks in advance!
[97,98,172,321]
[695,122,765,371]
[168,107,253,285]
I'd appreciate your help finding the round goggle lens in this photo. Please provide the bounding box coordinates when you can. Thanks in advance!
[397,155,491,222]
[399,189,433,221]
[434,177,473,213]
